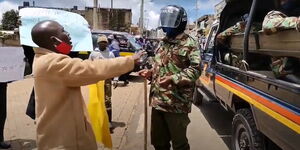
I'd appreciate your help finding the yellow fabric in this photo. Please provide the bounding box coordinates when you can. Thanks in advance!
[88,81,113,149]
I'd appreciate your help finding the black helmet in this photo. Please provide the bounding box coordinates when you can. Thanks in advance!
[159,5,187,28]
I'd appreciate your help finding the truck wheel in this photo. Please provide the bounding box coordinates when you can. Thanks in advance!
[193,88,203,106]
[232,109,265,150]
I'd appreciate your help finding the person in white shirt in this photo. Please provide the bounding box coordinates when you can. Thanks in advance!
[90,35,115,60]
[89,35,115,132]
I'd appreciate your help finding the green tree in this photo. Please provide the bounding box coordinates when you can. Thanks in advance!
[1,10,18,30]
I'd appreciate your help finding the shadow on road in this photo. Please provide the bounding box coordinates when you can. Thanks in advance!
[9,139,36,150]
[111,121,126,131]
[113,75,144,88]
[195,100,234,149]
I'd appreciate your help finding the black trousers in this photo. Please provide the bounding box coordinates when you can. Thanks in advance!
[151,108,190,150]
[26,89,35,120]
[0,83,7,142]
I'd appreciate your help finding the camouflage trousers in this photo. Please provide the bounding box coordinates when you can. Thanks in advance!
[263,11,300,35]
[104,79,112,110]
[271,57,296,78]
[105,79,112,122]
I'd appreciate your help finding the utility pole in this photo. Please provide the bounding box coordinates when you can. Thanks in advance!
[195,0,199,31]
[109,0,112,30]
[139,0,144,36]
[93,0,98,29]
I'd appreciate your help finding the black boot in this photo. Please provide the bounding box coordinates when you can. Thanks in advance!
[0,141,11,149]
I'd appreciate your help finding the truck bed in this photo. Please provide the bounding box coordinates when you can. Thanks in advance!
[229,30,300,58]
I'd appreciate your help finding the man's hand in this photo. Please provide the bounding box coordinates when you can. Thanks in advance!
[139,69,152,80]
[132,51,146,65]
[159,76,173,89]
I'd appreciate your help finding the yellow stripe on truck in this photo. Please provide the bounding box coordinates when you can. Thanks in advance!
[120,52,134,56]
[79,51,89,54]
[215,79,300,134]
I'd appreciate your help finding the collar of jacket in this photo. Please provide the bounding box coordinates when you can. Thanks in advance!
[162,33,188,44]
[34,47,55,55]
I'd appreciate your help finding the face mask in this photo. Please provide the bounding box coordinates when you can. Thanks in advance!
[54,37,72,55]
[162,27,180,38]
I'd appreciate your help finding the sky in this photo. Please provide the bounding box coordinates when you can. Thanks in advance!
[0,0,221,29]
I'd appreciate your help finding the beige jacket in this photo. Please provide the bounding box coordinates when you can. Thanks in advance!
[33,48,134,150]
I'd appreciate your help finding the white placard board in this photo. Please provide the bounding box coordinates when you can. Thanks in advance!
[0,47,26,82]
[19,8,93,52]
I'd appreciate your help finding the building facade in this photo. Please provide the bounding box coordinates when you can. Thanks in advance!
[215,0,226,18]
[19,2,132,32]
[73,7,132,32]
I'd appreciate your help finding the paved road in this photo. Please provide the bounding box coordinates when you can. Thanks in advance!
[123,81,234,150]
[3,76,234,150]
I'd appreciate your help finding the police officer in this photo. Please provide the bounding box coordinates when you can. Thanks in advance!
[263,0,300,35]
[139,5,201,150]
[262,0,300,81]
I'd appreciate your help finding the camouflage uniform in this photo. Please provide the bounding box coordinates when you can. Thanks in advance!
[150,33,201,113]
[150,33,200,150]
[263,11,299,78]
[104,79,112,121]
[217,21,247,43]
[217,21,261,45]
[262,11,300,35]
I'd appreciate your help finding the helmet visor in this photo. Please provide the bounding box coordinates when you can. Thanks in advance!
[159,7,182,28]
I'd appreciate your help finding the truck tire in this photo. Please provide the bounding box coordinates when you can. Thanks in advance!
[232,109,265,150]
[193,88,203,106]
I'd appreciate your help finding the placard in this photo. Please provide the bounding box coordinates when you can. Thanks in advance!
[19,8,93,52]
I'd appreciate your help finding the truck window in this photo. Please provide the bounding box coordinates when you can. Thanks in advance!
[205,25,218,54]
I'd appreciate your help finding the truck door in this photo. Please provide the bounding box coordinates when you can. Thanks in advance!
[205,23,232,106]
[199,24,218,96]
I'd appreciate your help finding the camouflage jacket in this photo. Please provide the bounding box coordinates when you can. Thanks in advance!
[263,11,300,35]
[150,33,201,113]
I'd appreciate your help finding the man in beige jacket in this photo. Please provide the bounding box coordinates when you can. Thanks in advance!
[31,20,142,150]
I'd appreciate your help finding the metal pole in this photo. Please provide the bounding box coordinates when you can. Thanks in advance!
[93,0,98,29]
[140,0,144,36]
[111,0,113,8]
[195,0,199,31]
[144,79,148,150]
[243,0,258,66]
